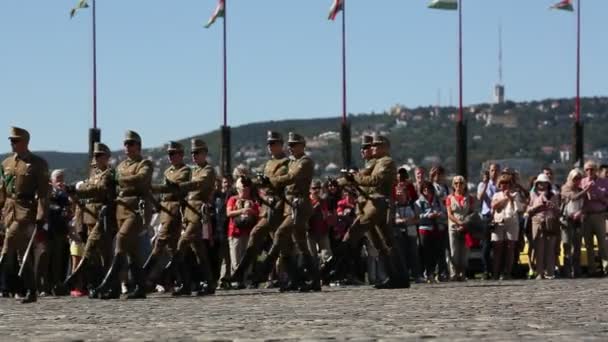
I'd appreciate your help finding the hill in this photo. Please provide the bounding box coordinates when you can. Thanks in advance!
[3,96,608,184]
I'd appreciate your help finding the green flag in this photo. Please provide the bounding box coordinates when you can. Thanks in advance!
[428,0,457,10]
[70,0,89,18]
[205,0,225,28]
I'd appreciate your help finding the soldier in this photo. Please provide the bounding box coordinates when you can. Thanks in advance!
[0,127,49,303]
[91,130,153,300]
[256,132,319,292]
[143,141,190,289]
[63,142,116,295]
[323,135,376,284]
[341,135,409,289]
[170,139,216,296]
[229,131,289,285]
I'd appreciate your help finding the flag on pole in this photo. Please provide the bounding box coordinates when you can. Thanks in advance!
[428,0,458,10]
[328,0,344,21]
[550,0,574,11]
[205,0,225,28]
[70,0,89,18]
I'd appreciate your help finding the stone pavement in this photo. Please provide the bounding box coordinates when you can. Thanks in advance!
[1,279,608,341]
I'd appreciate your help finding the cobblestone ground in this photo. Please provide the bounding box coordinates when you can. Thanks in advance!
[1,279,608,341]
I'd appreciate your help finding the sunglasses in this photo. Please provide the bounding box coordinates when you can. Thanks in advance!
[311,187,321,190]
[585,168,595,171]
[94,153,107,158]
[124,141,137,147]
[9,138,20,144]
[361,146,371,150]
[168,151,182,157]
[454,182,464,185]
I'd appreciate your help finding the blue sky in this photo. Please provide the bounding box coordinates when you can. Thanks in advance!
[1,0,606,153]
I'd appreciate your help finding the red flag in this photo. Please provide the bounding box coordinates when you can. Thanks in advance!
[550,0,574,11]
[328,0,343,21]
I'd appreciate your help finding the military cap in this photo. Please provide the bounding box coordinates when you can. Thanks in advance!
[287,132,305,145]
[361,135,373,147]
[93,142,111,156]
[9,126,30,143]
[124,130,142,144]
[191,139,208,152]
[266,131,283,143]
[371,135,390,147]
[166,141,184,153]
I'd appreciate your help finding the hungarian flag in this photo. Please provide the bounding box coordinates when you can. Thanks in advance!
[328,0,343,21]
[205,0,225,28]
[428,0,458,10]
[70,0,89,18]
[550,0,574,11]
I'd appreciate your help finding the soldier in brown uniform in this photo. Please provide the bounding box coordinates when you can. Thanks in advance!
[143,141,191,286]
[322,135,376,283]
[256,132,319,291]
[63,142,116,294]
[0,127,49,303]
[229,131,289,285]
[92,130,153,300]
[341,135,409,289]
[171,138,217,296]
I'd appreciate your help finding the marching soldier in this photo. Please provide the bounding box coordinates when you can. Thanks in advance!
[92,130,153,300]
[0,127,49,303]
[341,135,409,289]
[256,132,319,292]
[143,141,191,288]
[229,131,289,285]
[63,142,116,296]
[323,134,375,283]
[171,139,217,296]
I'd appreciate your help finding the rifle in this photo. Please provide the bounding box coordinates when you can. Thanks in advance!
[340,169,371,200]
[18,223,42,278]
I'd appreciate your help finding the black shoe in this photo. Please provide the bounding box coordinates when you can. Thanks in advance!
[52,284,69,296]
[20,290,37,304]
[374,278,395,289]
[94,254,126,297]
[229,248,256,283]
[99,287,121,300]
[126,285,146,300]
[63,258,88,289]
[172,284,191,297]
[196,284,215,296]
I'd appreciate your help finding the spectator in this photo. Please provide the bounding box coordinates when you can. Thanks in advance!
[394,186,422,283]
[397,167,418,205]
[415,181,446,283]
[215,176,233,288]
[226,177,259,288]
[560,168,585,278]
[491,174,523,280]
[599,164,608,179]
[477,163,500,279]
[308,180,333,266]
[431,166,450,281]
[446,175,475,281]
[581,161,608,276]
[335,189,356,242]
[414,167,427,196]
[527,174,560,279]
[324,178,340,248]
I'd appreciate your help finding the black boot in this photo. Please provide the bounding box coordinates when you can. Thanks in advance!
[279,256,301,292]
[142,254,159,279]
[172,261,192,296]
[374,249,410,289]
[92,253,125,300]
[251,251,279,285]
[19,260,37,304]
[126,263,147,300]
[229,247,257,283]
[196,259,217,296]
[299,255,322,292]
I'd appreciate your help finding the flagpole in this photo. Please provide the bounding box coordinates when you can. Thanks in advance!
[340,0,352,169]
[573,0,583,164]
[455,0,467,179]
[220,0,231,177]
[88,0,101,162]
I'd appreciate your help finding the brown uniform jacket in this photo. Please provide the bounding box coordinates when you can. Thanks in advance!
[76,165,116,225]
[180,162,216,223]
[0,152,49,224]
[152,164,191,224]
[258,154,289,216]
[269,154,314,201]
[354,155,396,198]
[115,156,154,220]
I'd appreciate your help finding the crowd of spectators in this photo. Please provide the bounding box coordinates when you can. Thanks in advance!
[3,160,608,297]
